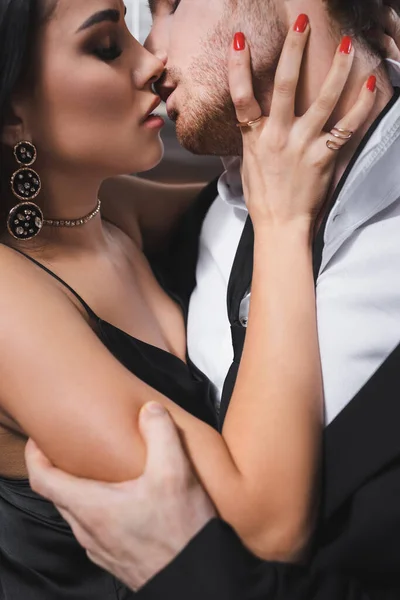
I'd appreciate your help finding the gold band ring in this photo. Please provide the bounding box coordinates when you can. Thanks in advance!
[236,115,264,129]
[326,127,354,152]
[326,140,342,152]
[330,127,354,140]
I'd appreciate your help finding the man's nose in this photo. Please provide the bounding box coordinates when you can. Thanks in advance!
[144,29,168,61]
[144,30,155,52]
[154,51,168,67]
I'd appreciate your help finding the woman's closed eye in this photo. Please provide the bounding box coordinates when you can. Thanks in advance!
[93,43,123,61]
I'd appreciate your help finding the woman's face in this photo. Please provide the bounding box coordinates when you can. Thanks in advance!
[22,0,165,178]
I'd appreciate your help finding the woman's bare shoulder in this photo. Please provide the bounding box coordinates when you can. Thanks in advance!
[0,244,149,482]
[0,244,74,314]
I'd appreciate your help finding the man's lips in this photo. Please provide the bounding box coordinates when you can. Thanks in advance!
[160,89,178,121]
[165,97,177,121]
[154,83,178,121]
[155,84,176,105]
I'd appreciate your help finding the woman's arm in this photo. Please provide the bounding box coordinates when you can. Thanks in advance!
[99,175,205,251]
[0,22,375,563]
[221,23,376,557]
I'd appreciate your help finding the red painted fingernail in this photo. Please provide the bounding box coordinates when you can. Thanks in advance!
[233,32,246,51]
[339,36,352,54]
[366,75,377,92]
[293,14,309,33]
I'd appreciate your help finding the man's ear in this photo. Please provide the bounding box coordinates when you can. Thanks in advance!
[1,96,31,148]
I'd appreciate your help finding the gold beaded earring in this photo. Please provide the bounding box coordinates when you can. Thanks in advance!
[7,141,44,241]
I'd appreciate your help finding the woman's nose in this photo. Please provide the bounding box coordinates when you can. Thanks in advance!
[149,55,166,85]
[133,45,166,89]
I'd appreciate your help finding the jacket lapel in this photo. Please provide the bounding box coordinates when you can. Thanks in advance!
[322,340,400,521]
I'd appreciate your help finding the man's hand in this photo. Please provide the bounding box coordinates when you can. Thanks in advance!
[25,402,216,591]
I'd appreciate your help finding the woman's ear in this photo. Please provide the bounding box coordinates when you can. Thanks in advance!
[1,96,31,148]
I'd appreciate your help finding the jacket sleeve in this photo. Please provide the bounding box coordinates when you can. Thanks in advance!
[136,517,400,600]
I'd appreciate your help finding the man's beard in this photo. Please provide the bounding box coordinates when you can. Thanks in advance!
[172,85,240,157]
[167,12,285,156]
[165,57,243,156]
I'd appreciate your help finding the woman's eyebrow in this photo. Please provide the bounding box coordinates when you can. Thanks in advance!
[76,8,125,33]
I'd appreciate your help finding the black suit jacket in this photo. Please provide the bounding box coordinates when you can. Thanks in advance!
[137,338,400,599]
[141,93,400,599]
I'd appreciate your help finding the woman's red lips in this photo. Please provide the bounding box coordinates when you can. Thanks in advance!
[143,96,162,121]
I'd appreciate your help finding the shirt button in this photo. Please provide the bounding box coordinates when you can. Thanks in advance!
[239,291,251,328]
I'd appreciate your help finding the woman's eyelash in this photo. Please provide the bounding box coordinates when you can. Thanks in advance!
[93,44,122,62]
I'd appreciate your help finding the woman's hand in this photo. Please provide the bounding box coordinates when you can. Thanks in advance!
[228,18,377,229]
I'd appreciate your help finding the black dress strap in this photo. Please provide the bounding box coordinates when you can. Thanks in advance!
[8,247,98,321]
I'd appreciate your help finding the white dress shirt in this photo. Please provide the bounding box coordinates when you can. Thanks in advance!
[187,61,400,425]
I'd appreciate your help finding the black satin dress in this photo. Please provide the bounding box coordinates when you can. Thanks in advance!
[0,250,218,600]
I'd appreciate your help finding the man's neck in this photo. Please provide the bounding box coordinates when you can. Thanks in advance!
[290,25,393,223]
[314,60,393,229]
[290,21,394,191]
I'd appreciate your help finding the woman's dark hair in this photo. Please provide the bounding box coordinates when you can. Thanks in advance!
[325,0,400,54]
[0,0,55,222]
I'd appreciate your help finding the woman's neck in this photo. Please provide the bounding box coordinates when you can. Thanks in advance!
[4,169,110,255]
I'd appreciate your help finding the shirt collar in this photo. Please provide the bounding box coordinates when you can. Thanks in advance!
[217,59,400,212]
[217,157,245,210]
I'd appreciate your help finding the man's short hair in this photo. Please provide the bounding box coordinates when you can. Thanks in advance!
[325,0,400,54]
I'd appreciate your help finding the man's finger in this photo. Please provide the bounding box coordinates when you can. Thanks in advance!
[25,439,111,514]
[139,403,191,482]
[57,506,97,552]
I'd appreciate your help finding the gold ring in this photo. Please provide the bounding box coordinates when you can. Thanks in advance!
[330,127,354,140]
[236,115,264,129]
[326,139,342,152]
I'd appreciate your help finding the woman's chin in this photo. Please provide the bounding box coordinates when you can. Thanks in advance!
[131,138,165,174]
